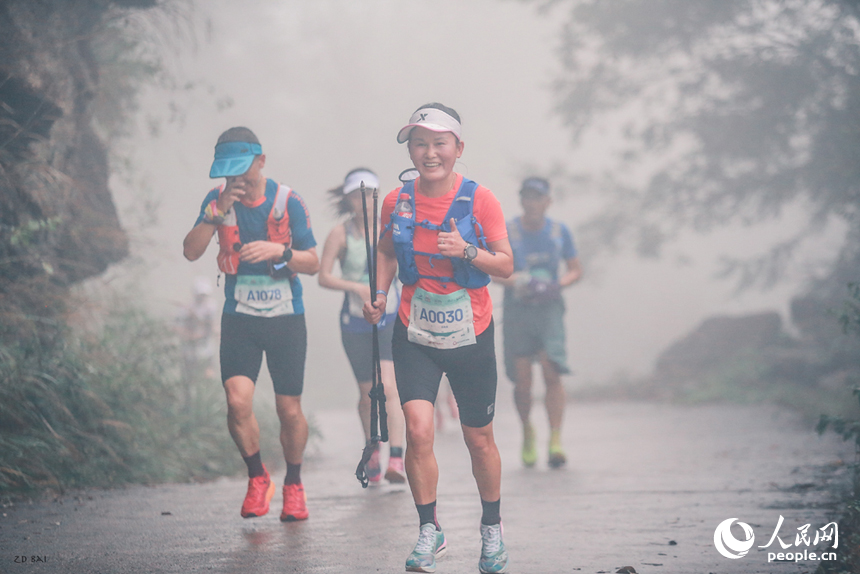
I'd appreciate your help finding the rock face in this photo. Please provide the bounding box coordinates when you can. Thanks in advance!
[653,312,785,382]
[0,0,154,339]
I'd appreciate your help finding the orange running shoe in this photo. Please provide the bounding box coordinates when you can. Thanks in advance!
[240,466,276,518]
[280,483,309,522]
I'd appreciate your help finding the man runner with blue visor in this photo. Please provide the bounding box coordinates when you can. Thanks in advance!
[183,126,319,522]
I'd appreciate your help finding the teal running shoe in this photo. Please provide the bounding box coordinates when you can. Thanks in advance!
[405,523,447,572]
[479,523,510,573]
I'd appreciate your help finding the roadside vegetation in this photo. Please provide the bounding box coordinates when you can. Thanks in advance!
[815,284,860,573]
[0,296,290,496]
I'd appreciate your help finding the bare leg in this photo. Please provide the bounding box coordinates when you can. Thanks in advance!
[381,360,405,449]
[402,400,437,504]
[539,352,565,432]
[275,394,308,465]
[224,376,259,456]
[512,356,533,426]
[357,381,372,442]
[462,422,502,502]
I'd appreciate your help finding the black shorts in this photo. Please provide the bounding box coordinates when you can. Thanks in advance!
[340,321,394,382]
[220,313,307,396]
[392,316,497,428]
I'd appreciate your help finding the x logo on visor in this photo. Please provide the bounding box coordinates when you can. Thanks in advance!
[419,113,427,121]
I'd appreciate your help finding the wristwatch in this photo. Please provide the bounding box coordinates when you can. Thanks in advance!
[280,244,293,263]
[463,244,478,263]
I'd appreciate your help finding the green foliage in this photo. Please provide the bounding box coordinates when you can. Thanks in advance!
[0,300,260,494]
[817,388,860,447]
[838,283,860,337]
[818,283,860,447]
[8,217,61,249]
[535,0,860,287]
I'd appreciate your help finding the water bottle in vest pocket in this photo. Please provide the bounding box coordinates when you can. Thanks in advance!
[391,190,419,285]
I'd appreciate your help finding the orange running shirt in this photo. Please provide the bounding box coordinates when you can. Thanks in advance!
[379,174,508,336]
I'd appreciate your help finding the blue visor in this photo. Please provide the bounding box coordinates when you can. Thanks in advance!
[209,141,263,178]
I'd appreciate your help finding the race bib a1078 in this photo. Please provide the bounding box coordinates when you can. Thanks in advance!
[234,275,294,317]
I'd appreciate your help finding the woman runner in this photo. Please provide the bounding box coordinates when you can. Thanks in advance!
[364,103,514,573]
[318,168,406,483]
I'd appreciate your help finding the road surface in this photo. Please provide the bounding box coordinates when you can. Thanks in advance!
[0,399,851,573]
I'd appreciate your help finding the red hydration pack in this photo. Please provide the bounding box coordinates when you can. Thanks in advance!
[215,183,292,275]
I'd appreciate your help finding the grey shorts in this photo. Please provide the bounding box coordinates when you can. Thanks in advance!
[340,320,394,382]
[502,299,569,381]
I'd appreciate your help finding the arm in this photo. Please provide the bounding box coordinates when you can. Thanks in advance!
[183,183,246,261]
[437,218,514,279]
[236,242,320,275]
[492,270,528,287]
[318,224,371,299]
[183,222,217,261]
[361,235,398,325]
[559,256,582,288]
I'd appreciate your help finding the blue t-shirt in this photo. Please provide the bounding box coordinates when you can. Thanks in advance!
[504,216,577,304]
[195,179,316,315]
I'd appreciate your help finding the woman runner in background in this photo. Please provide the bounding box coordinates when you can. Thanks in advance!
[318,168,406,484]
[364,103,514,573]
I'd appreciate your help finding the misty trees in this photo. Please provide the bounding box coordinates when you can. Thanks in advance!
[540,0,860,292]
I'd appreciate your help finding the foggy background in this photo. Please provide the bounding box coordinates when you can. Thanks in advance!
[97,0,843,411]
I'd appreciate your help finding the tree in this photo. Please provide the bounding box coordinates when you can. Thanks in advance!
[535,0,860,291]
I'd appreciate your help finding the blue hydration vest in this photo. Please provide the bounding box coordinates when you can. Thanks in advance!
[386,177,491,289]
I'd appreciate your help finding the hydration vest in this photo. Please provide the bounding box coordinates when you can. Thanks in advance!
[215,183,292,275]
[386,177,491,289]
[508,217,565,274]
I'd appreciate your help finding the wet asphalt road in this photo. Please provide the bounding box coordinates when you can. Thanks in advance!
[0,400,851,574]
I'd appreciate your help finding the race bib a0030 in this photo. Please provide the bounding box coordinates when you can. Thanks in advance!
[407,288,476,349]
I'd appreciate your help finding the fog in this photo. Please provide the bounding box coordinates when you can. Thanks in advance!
[101,0,841,410]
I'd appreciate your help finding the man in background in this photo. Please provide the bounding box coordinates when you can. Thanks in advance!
[496,177,582,469]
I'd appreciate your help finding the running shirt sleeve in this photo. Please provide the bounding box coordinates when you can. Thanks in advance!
[194,188,221,227]
[560,224,577,259]
[473,187,508,244]
[287,191,317,250]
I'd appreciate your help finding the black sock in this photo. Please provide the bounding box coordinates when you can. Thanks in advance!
[390,446,403,458]
[284,462,302,485]
[481,498,501,526]
[416,501,440,530]
[243,451,265,479]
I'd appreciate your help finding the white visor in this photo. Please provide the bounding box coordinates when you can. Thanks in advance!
[343,170,379,194]
[396,108,462,144]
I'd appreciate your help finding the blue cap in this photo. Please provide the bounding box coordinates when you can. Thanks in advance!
[209,141,263,178]
[520,176,550,195]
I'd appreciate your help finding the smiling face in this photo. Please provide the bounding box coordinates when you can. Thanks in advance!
[407,127,464,188]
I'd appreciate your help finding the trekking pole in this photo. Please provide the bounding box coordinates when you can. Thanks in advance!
[373,184,388,442]
[354,181,387,487]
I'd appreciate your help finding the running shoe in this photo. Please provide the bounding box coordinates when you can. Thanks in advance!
[521,423,537,468]
[240,466,275,518]
[385,456,407,483]
[280,483,309,522]
[548,430,566,469]
[366,445,382,484]
[405,523,447,572]
[479,523,510,574]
